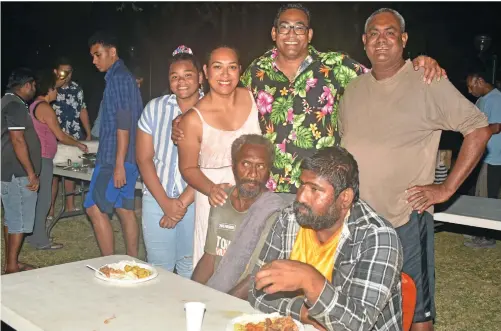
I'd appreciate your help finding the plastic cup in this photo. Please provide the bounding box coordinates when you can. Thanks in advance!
[184,302,206,331]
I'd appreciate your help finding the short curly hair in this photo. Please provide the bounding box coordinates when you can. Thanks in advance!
[231,134,275,167]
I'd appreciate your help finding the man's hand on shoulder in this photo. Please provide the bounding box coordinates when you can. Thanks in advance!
[412,56,448,85]
[171,114,184,145]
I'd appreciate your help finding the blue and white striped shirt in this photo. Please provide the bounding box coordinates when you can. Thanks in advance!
[137,93,201,198]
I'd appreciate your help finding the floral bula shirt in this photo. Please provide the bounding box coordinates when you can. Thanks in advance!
[53,81,87,139]
[241,46,369,193]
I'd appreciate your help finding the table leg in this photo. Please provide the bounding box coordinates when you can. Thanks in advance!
[46,176,67,237]
[46,176,88,237]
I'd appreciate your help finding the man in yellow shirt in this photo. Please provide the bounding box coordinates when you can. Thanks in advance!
[250,146,403,331]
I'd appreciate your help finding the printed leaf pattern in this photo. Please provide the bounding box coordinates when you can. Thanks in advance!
[244,46,365,193]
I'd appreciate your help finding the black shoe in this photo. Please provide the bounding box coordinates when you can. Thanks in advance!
[464,237,496,248]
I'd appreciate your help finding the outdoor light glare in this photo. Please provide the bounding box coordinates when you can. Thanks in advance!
[474,35,492,52]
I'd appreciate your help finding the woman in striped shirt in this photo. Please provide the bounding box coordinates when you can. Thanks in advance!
[136,46,202,278]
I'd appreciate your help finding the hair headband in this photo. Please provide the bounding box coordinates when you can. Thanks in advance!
[172,45,193,56]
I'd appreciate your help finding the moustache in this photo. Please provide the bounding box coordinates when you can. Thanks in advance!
[238,179,261,186]
[293,201,313,215]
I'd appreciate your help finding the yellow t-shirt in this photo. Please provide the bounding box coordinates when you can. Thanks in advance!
[289,226,342,282]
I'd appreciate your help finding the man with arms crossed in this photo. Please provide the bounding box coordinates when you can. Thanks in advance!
[339,8,491,331]
[84,31,143,256]
[192,134,285,299]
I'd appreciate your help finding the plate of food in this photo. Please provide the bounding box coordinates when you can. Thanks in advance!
[226,312,304,331]
[95,260,158,284]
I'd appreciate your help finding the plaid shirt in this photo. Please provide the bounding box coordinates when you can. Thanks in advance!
[96,59,143,166]
[249,200,403,331]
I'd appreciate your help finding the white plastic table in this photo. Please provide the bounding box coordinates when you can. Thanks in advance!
[1,255,316,331]
[434,195,501,231]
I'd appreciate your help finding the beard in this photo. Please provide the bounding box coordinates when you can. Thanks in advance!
[236,178,264,199]
[293,201,340,231]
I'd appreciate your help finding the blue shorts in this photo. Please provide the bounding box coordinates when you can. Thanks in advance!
[1,176,38,234]
[84,162,139,214]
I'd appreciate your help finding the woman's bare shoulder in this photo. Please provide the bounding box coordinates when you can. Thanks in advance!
[194,95,210,111]
[179,107,202,129]
[236,86,251,94]
[236,87,254,108]
[35,101,54,120]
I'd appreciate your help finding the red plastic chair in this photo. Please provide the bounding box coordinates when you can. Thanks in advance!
[401,272,417,331]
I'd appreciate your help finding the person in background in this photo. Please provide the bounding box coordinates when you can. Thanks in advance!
[339,8,491,330]
[176,45,262,266]
[465,70,501,248]
[192,134,285,299]
[52,57,92,140]
[133,66,144,89]
[249,147,403,331]
[133,66,149,107]
[90,105,102,140]
[1,68,40,273]
[48,57,91,220]
[434,150,449,185]
[25,70,88,251]
[136,46,202,277]
[84,31,143,257]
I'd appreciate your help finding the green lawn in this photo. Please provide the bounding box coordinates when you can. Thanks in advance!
[2,197,500,331]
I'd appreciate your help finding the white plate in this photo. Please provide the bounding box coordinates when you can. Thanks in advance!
[94,260,158,284]
[226,312,305,331]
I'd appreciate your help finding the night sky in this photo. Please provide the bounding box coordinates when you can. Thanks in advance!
[2,1,501,122]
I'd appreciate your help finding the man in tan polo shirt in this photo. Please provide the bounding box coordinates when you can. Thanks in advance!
[339,8,491,331]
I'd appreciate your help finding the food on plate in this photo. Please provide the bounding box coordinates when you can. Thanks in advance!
[99,264,152,280]
[234,316,299,331]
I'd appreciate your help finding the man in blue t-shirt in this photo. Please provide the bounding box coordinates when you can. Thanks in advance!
[84,31,143,257]
[466,70,501,248]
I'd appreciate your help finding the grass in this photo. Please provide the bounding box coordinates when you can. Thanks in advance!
[1,196,500,331]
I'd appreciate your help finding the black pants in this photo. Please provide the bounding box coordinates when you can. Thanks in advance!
[486,164,501,198]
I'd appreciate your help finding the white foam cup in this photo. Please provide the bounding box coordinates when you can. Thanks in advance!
[184,302,206,331]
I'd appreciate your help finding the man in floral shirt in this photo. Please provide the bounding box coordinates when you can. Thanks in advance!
[49,57,92,216]
[241,3,445,196]
[53,57,91,140]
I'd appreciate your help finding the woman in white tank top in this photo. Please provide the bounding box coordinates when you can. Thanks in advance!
[177,46,261,265]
